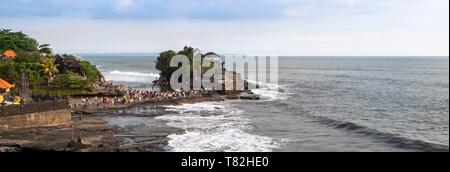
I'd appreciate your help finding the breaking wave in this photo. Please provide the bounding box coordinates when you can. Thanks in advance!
[103,70,160,83]
[157,102,280,152]
[247,80,290,101]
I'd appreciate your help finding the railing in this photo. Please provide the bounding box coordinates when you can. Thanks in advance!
[1,99,70,117]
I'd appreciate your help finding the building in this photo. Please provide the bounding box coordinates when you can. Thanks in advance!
[0,79,15,93]
[55,56,86,76]
[2,50,17,59]
[0,79,15,103]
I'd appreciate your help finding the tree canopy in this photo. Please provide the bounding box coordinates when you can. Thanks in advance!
[0,29,40,53]
[0,29,102,97]
[155,46,218,83]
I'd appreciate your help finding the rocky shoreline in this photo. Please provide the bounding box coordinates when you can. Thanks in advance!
[0,93,258,152]
[1,108,181,152]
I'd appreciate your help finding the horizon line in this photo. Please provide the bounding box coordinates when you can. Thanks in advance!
[73,53,450,58]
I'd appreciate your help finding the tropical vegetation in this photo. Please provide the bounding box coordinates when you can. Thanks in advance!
[155,46,217,83]
[0,29,102,97]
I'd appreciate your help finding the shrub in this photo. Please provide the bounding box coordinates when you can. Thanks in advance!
[79,60,101,83]
[52,72,88,89]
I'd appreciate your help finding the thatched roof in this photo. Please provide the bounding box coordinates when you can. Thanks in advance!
[66,60,81,68]
[2,50,17,58]
[0,79,15,90]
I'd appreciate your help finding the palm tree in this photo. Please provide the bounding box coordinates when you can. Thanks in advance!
[38,44,52,55]
[40,57,59,84]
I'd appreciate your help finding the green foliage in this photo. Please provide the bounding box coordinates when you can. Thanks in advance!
[51,72,88,89]
[155,50,177,81]
[38,44,52,55]
[0,59,18,83]
[62,54,78,61]
[0,29,54,88]
[17,62,44,88]
[27,69,43,87]
[80,61,101,83]
[40,57,59,80]
[0,29,39,52]
[13,51,41,63]
[155,46,217,82]
[155,46,199,81]
[0,59,44,88]
[178,46,195,59]
[51,73,70,87]
[50,61,100,89]
[0,29,103,97]
[32,87,92,97]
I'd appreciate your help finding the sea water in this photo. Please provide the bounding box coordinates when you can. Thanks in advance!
[84,55,449,152]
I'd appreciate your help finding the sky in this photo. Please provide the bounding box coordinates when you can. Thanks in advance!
[0,0,449,56]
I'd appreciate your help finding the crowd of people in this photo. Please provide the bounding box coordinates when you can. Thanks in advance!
[71,82,214,110]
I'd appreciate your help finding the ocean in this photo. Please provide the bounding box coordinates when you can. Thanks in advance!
[83,55,449,152]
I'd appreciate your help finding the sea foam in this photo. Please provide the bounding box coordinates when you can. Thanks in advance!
[157,102,280,152]
[103,70,160,83]
[247,80,291,101]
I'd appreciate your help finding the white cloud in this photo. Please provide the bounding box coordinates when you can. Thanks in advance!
[1,0,448,56]
[114,0,137,13]
[2,17,447,56]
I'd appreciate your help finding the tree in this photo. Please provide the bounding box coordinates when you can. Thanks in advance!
[13,51,41,63]
[79,61,102,84]
[155,46,217,85]
[0,59,19,84]
[155,50,177,81]
[178,46,195,59]
[0,29,39,52]
[40,57,59,84]
[0,29,105,97]
[38,44,53,55]
[52,72,89,89]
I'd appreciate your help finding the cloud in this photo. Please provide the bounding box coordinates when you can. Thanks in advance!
[0,0,447,21]
[114,0,137,13]
[2,17,448,56]
[0,0,448,55]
